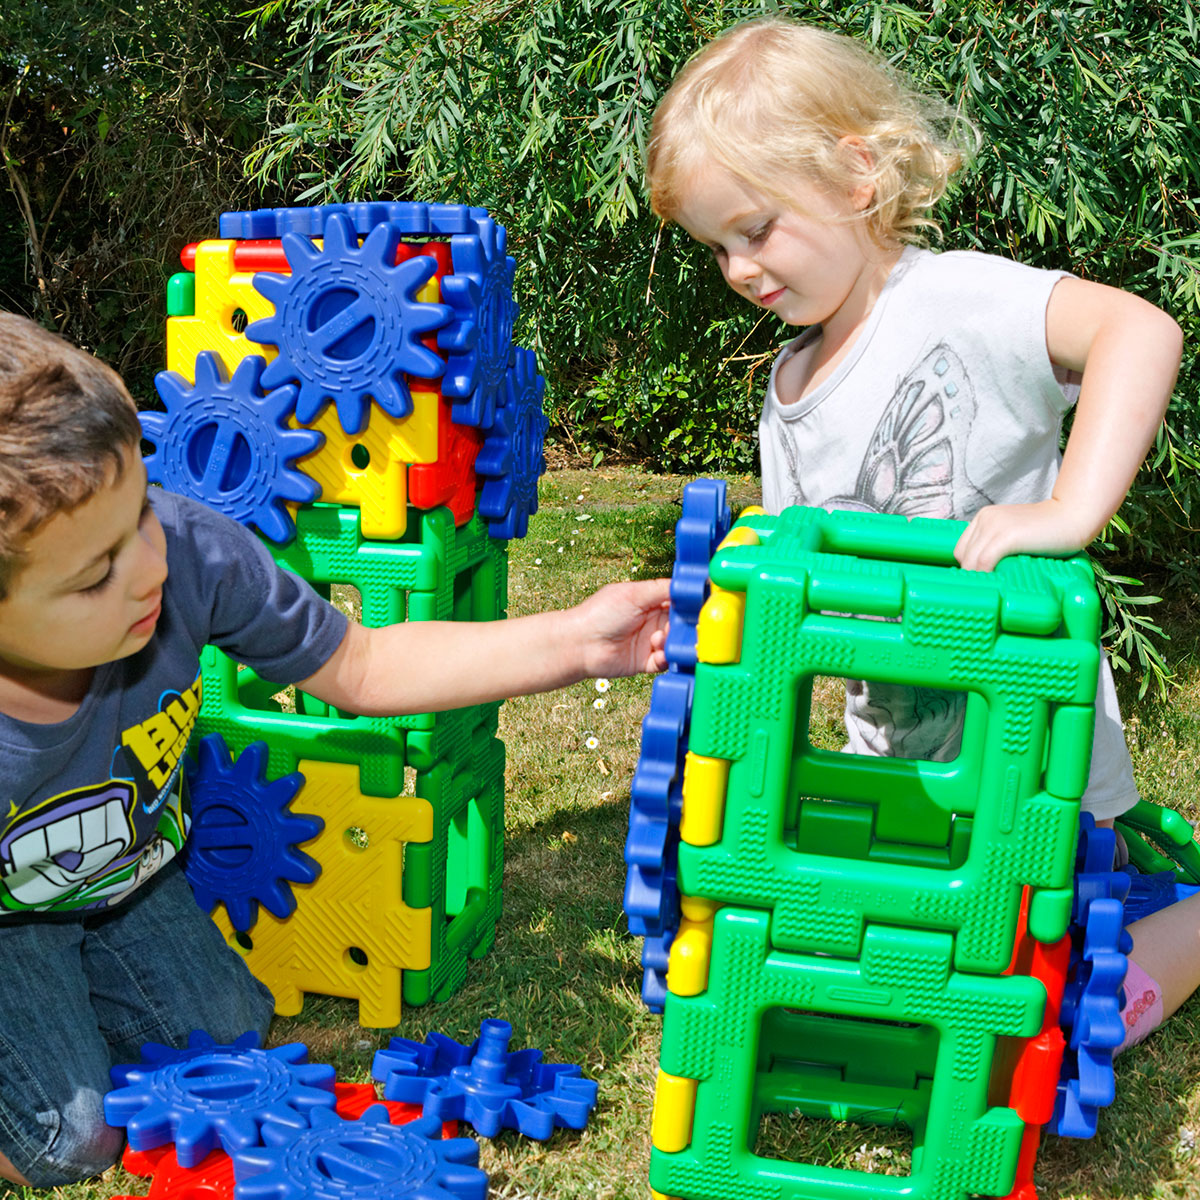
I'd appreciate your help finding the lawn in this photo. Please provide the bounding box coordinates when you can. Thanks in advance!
[19,466,1200,1200]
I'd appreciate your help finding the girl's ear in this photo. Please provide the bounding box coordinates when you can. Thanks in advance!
[837,135,876,211]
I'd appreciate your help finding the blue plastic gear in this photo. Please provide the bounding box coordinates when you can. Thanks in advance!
[1049,816,1132,1139]
[624,673,693,948]
[142,353,322,545]
[475,348,548,539]
[640,931,674,1014]
[219,203,490,241]
[439,217,518,430]
[180,734,322,932]
[105,1031,337,1167]
[247,214,452,435]
[1121,866,1200,924]
[372,1019,598,1140]
[234,1106,486,1200]
[666,478,731,671]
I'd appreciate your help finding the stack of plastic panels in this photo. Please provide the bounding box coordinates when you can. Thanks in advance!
[144,202,548,1027]
[635,501,1103,1200]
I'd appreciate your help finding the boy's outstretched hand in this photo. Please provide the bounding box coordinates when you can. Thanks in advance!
[572,578,671,679]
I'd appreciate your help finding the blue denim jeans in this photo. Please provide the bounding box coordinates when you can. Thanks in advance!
[0,862,274,1187]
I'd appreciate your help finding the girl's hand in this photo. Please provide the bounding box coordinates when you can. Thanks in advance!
[953,499,1091,572]
[572,578,671,678]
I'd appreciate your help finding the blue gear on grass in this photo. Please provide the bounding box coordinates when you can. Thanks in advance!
[1049,815,1132,1139]
[142,353,322,545]
[371,1019,598,1141]
[180,735,322,932]
[439,216,519,430]
[665,478,731,671]
[247,214,452,435]
[219,202,490,241]
[105,1031,337,1168]
[475,348,548,539]
[234,1107,487,1200]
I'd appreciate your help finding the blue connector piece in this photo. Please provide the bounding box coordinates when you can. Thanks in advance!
[143,353,323,545]
[105,1031,337,1167]
[639,931,674,1014]
[371,1019,598,1140]
[1121,866,1200,924]
[248,214,452,435]
[181,735,322,932]
[475,348,548,539]
[218,202,491,241]
[1051,816,1132,1139]
[665,478,731,671]
[234,1107,487,1200]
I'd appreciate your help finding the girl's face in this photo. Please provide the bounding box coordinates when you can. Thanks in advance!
[674,161,895,336]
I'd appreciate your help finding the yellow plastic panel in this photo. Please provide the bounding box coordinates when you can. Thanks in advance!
[166,240,278,379]
[211,757,433,1029]
[651,1070,698,1153]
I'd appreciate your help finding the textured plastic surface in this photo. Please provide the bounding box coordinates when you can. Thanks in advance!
[665,479,731,671]
[195,504,506,796]
[105,1032,336,1168]
[248,215,451,434]
[475,348,548,539]
[181,735,321,932]
[1050,816,1131,1139]
[143,353,322,544]
[680,504,1102,974]
[233,1107,487,1200]
[651,907,1042,1200]
[373,1019,598,1139]
[210,758,433,1028]
[439,216,518,430]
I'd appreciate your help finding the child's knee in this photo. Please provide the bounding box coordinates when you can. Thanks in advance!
[7,1084,123,1187]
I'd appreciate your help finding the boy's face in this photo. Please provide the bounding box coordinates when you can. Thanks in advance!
[0,447,167,677]
[674,161,885,331]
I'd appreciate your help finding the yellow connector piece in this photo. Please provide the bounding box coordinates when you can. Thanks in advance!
[738,504,766,517]
[679,753,729,847]
[696,585,745,664]
[716,524,761,551]
[666,916,714,996]
[651,1070,698,1153]
[679,894,720,923]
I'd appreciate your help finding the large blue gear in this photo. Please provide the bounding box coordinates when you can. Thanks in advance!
[105,1031,337,1168]
[247,214,452,435]
[439,217,518,430]
[372,1019,598,1141]
[142,353,322,545]
[666,478,731,670]
[475,348,548,540]
[180,734,322,932]
[219,203,490,241]
[1049,816,1132,1139]
[234,1107,486,1200]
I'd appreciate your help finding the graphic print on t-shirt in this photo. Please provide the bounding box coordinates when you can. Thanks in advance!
[781,344,993,519]
[0,675,200,914]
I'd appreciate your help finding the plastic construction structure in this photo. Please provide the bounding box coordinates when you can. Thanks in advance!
[181,734,322,932]
[372,1019,598,1141]
[104,1032,336,1168]
[638,492,1121,1200]
[150,196,547,1022]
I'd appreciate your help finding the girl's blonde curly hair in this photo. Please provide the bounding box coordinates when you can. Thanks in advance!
[646,18,977,246]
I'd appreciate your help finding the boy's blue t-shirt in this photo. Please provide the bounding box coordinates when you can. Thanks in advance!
[0,489,348,919]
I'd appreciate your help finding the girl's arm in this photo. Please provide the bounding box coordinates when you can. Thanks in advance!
[954,275,1182,571]
[293,577,670,716]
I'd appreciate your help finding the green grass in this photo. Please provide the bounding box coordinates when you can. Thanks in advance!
[17,466,1200,1200]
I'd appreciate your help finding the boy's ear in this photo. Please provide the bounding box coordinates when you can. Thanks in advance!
[837,135,876,211]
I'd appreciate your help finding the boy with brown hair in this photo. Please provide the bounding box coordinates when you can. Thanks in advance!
[0,312,670,1187]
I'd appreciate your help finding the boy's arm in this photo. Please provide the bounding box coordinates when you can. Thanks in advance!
[954,275,1182,572]
[294,578,670,716]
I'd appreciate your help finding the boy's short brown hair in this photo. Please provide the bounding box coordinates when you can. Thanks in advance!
[0,313,141,598]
